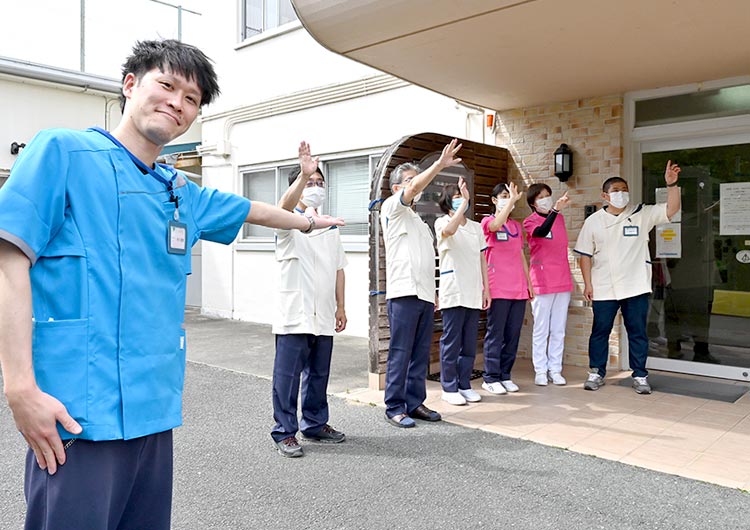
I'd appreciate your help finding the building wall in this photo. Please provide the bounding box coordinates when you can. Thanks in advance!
[199,15,488,337]
[494,95,624,370]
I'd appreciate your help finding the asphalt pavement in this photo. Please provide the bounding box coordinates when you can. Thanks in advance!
[1,311,749,529]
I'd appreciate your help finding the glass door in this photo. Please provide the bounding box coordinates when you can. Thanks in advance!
[642,143,750,381]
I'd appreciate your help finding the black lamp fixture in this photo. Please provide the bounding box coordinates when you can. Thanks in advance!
[554,143,573,182]
[10,142,26,155]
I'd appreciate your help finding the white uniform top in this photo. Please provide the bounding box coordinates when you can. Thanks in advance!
[381,190,436,303]
[574,203,669,301]
[434,215,486,310]
[273,213,347,336]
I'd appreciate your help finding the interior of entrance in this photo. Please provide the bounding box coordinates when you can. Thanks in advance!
[642,144,750,375]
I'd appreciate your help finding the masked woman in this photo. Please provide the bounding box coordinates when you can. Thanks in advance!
[434,177,490,405]
[523,184,572,386]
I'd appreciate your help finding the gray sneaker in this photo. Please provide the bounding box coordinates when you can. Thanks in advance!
[632,376,652,395]
[275,436,304,458]
[583,370,604,391]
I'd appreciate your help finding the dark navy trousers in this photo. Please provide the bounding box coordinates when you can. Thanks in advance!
[439,306,480,392]
[272,333,334,442]
[589,293,650,378]
[483,298,526,382]
[24,430,173,530]
[385,296,434,417]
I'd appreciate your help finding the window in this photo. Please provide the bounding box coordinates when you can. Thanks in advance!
[240,153,379,242]
[242,0,297,39]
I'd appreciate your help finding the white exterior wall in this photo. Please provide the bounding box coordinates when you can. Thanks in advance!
[0,78,121,172]
[199,8,489,337]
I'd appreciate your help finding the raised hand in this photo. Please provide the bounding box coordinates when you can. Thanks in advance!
[664,160,681,186]
[298,141,320,178]
[437,139,463,169]
[554,191,570,211]
[309,211,345,229]
[458,176,470,201]
[509,182,523,203]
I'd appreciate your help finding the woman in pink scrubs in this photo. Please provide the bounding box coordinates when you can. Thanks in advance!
[481,182,532,394]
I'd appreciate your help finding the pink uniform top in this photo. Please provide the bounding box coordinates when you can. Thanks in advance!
[481,216,529,300]
[523,212,573,295]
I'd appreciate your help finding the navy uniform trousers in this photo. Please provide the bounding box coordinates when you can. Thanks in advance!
[483,298,526,382]
[271,333,334,442]
[385,296,434,418]
[24,430,173,530]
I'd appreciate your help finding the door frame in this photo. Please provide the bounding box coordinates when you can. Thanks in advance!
[623,75,750,381]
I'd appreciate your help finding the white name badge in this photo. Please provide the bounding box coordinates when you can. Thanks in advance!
[545,232,553,239]
[168,220,188,255]
[623,225,639,237]
[495,231,509,241]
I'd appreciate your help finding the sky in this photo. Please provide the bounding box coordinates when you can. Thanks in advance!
[1,0,207,79]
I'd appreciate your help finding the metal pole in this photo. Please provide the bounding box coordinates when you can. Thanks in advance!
[177,5,182,41]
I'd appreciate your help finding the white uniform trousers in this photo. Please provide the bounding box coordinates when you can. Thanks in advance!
[530,291,571,374]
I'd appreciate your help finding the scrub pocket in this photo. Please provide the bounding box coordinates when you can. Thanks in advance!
[32,318,89,421]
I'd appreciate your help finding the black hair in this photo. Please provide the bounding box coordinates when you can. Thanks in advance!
[120,39,220,112]
[491,182,509,198]
[288,165,325,186]
[438,183,461,214]
[526,182,552,209]
[602,176,628,193]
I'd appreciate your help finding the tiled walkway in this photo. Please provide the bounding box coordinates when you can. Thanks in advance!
[337,365,750,490]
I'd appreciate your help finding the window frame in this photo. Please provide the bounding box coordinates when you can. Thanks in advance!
[237,150,382,252]
[239,0,299,42]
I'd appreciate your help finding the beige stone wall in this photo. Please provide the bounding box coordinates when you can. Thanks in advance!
[493,95,625,372]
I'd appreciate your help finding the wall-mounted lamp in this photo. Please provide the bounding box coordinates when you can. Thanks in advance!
[554,143,573,182]
[10,142,26,155]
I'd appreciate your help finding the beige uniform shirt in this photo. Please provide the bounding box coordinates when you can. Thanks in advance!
[434,215,486,310]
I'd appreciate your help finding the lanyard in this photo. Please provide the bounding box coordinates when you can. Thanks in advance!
[91,127,179,205]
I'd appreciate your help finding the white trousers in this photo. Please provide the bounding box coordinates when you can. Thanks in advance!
[530,291,571,374]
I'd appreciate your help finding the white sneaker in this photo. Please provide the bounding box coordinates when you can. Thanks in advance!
[501,380,520,392]
[458,388,482,402]
[534,373,548,386]
[548,372,567,385]
[442,391,467,405]
[482,381,507,395]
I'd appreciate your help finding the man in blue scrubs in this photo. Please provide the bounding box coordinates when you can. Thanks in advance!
[0,40,342,529]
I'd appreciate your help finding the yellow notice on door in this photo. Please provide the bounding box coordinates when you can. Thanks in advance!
[712,290,750,318]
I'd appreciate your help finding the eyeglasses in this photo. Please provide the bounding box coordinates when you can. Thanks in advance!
[305,180,325,188]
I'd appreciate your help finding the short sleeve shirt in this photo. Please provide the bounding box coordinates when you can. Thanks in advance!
[380,191,436,303]
[482,216,529,300]
[574,203,669,301]
[434,215,486,309]
[523,212,573,295]
[273,210,347,336]
[0,128,251,441]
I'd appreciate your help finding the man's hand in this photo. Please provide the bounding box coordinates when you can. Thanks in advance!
[335,308,347,333]
[664,160,681,186]
[298,141,320,178]
[437,139,463,170]
[554,191,570,211]
[482,288,491,310]
[583,284,593,302]
[7,386,82,475]
[307,210,345,229]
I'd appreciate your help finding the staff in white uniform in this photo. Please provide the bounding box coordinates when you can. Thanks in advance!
[270,142,348,457]
[574,161,681,395]
[380,139,463,428]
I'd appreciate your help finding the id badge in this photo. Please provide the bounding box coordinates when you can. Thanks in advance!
[623,225,639,237]
[495,231,509,242]
[168,220,188,255]
[545,232,553,240]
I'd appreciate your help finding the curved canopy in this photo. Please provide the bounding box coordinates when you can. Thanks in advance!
[293,0,750,110]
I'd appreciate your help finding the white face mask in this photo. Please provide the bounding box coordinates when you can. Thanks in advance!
[608,191,630,209]
[302,186,326,209]
[535,196,553,213]
[495,198,512,211]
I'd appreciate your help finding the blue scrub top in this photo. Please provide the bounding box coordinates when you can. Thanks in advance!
[0,128,251,441]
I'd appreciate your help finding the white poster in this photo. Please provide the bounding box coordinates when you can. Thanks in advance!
[655,223,681,258]
[720,182,750,235]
